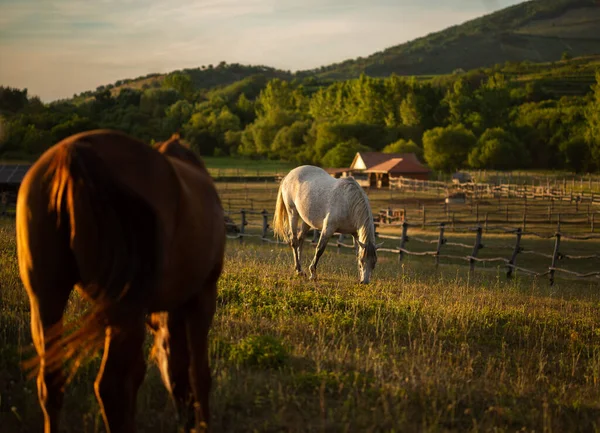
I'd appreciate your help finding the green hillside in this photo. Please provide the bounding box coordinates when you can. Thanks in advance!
[71,62,294,103]
[310,0,600,80]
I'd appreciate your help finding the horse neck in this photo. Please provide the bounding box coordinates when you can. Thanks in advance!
[347,185,375,245]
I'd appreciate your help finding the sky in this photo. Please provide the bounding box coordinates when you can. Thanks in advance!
[0,0,524,102]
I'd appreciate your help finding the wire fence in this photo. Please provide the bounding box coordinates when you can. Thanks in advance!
[224,208,600,286]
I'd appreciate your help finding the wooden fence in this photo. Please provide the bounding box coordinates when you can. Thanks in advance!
[390,176,600,202]
[224,208,600,286]
[376,201,600,234]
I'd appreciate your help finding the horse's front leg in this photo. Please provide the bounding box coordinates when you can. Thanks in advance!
[309,226,333,281]
[296,222,311,276]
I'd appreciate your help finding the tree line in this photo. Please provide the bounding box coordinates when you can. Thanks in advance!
[1,63,599,173]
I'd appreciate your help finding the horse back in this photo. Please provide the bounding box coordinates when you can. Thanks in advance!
[59,130,182,222]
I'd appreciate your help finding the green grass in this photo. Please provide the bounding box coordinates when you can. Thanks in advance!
[2,215,600,432]
[202,157,295,178]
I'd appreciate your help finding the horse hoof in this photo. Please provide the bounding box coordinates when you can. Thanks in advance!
[296,270,306,277]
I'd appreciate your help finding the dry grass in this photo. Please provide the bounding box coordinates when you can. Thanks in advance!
[1,217,600,432]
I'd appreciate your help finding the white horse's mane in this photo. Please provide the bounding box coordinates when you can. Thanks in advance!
[338,177,375,245]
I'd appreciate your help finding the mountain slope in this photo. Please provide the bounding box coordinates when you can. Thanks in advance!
[72,63,293,102]
[310,0,600,79]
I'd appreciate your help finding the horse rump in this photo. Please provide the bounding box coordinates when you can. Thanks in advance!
[35,138,162,380]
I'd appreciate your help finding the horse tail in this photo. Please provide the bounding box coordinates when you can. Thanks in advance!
[272,184,290,242]
[40,139,162,380]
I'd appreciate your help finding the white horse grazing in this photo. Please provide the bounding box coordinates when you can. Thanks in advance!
[273,165,381,284]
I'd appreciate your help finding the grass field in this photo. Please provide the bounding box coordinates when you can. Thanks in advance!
[2,212,600,432]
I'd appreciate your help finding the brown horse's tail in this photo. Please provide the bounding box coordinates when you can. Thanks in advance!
[37,140,162,381]
[272,184,290,242]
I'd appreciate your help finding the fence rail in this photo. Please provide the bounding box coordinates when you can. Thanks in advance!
[225,208,600,286]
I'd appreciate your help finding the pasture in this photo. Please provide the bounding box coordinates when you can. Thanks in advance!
[203,157,295,178]
[2,194,600,432]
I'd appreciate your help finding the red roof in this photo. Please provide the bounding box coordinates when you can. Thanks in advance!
[365,156,430,174]
[352,152,416,169]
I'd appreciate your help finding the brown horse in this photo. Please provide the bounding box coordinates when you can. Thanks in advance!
[16,129,225,433]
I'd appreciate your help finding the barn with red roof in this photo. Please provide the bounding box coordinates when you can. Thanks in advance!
[348,152,430,187]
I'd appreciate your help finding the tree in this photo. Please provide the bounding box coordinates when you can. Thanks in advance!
[585,72,600,165]
[321,139,371,168]
[399,93,421,127]
[382,139,424,160]
[0,86,29,114]
[473,73,511,132]
[559,136,590,173]
[422,124,476,172]
[162,72,194,100]
[163,100,194,135]
[467,127,530,170]
[270,120,311,161]
[442,78,474,126]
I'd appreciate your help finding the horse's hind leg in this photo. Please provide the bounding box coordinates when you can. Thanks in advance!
[17,205,77,432]
[26,281,73,433]
[94,316,146,433]
[184,282,218,433]
[296,221,311,276]
[308,223,334,281]
[150,311,195,431]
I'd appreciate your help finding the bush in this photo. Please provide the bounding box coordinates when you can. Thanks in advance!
[422,124,476,172]
[468,127,530,170]
[229,335,288,369]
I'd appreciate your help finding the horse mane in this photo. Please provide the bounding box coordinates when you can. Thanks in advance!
[154,133,207,172]
[339,177,376,245]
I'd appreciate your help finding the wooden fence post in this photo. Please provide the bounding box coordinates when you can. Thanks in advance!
[435,223,446,268]
[261,209,269,239]
[506,205,509,222]
[240,209,247,244]
[549,232,561,286]
[592,213,596,233]
[506,228,522,279]
[469,226,483,275]
[422,206,426,229]
[522,213,527,232]
[398,222,409,263]
[485,212,489,232]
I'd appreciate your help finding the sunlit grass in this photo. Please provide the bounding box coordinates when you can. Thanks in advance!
[1,219,600,432]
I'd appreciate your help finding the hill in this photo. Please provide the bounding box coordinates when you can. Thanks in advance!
[310,0,600,80]
[71,62,294,103]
